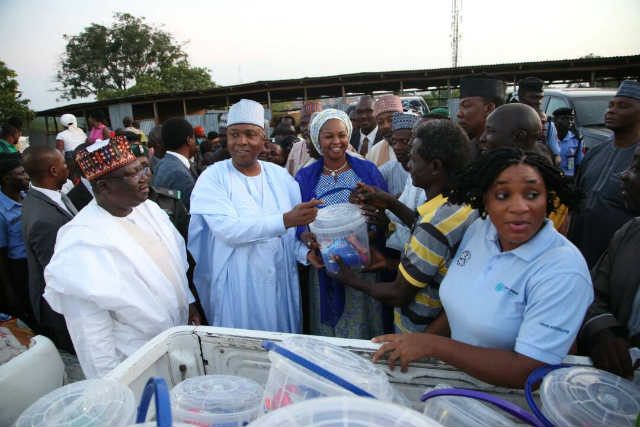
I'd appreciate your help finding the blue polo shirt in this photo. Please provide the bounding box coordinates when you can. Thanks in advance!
[0,191,26,260]
[440,217,593,364]
[558,130,583,176]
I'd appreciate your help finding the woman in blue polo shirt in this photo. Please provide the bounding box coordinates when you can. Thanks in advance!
[373,148,594,388]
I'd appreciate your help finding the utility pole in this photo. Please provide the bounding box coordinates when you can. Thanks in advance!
[451,0,462,68]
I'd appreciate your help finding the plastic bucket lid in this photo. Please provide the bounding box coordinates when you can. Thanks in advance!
[309,203,365,234]
[540,366,640,427]
[15,379,135,427]
[171,375,263,423]
[269,336,393,400]
[247,396,443,426]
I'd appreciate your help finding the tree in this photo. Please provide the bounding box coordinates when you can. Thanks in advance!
[56,12,215,100]
[0,60,33,124]
[96,61,214,100]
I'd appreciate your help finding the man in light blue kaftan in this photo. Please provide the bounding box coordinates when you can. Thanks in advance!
[188,99,319,333]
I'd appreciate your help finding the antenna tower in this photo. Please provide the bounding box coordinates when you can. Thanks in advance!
[451,0,462,67]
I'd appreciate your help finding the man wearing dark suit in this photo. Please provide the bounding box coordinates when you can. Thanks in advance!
[21,146,77,352]
[349,95,384,156]
[152,118,198,210]
[66,178,93,211]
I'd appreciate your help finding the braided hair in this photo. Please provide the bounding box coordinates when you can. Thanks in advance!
[447,148,581,218]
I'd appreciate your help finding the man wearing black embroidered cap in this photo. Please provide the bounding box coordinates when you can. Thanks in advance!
[456,74,505,158]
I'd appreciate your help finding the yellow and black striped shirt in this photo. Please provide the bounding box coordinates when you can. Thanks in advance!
[396,195,478,333]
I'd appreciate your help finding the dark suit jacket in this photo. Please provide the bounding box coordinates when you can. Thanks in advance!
[21,188,75,352]
[67,182,94,211]
[349,128,384,152]
[152,153,196,210]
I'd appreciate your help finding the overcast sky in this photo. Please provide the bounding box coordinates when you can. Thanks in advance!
[1,0,638,110]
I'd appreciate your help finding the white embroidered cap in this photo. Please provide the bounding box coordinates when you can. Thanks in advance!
[227,99,265,129]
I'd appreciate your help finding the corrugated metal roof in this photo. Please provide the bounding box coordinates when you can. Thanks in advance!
[37,54,640,116]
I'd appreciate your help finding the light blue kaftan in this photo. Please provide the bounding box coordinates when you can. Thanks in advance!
[188,160,308,333]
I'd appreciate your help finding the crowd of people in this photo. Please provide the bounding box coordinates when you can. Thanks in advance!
[1,75,639,387]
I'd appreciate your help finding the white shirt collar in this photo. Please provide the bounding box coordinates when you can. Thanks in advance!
[30,183,70,214]
[166,151,191,170]
[360,126,378,143]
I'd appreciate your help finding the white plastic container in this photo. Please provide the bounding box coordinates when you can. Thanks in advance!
[0,335,64,427]
[262,336,394,411]
[248,396,443,427]
[171,374,264,426]
[422,384,518,427]
[540,366,640,427]
[309,203,370,274]
[15,379,135,427]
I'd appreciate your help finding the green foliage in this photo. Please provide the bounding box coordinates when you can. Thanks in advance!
[0,60,34,124]
[96,61,214,100]
[56,12,215,100]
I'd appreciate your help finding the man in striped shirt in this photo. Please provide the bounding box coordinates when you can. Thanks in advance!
[334,120,477,333]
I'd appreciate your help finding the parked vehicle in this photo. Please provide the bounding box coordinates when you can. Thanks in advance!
[542,88,615,151]
[106,326,593,412]
[401,96,430,116]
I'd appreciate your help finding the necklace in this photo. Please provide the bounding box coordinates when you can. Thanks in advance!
[323,161,349,178]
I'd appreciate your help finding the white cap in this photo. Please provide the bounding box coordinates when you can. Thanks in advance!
[59,113,77,128]
[227,99,264,129]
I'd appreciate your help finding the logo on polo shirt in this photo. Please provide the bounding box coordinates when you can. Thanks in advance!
[457,250,471,266]
[495,282,519,296]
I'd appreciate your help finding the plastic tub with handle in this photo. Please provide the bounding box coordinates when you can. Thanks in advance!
[15,378,135,427]
[526,365,640,427]
[261,336,394,411]
[248,395,443,427]
[308,203,370,273]
[170,374,264,426]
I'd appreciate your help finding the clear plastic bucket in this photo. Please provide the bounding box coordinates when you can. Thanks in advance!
[422,384,519,427]
[540,367,640,427]
[308,203,369,274]
[249,396,443,427]
[262,336,393,411]
[15,379,135,427]
[170,375,264,427]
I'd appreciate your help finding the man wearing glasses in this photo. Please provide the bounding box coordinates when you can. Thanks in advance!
[43,136,198,378]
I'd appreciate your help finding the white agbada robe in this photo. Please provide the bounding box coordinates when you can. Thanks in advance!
[44,199,194,378]
[188,159,307,333]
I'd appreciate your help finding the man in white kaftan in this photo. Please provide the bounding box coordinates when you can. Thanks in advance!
[44,136,195,378]
[189,99,319,333]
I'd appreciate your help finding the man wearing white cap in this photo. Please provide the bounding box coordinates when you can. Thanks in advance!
[188,99,321,333]
[55,114,87,155]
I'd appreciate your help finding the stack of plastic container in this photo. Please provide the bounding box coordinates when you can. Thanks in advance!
[309,203,370,273]
[539,367,640,427]
[170,375,264,426]
[15,379,135,427]
[249,396,444,427]
[262,336,394,410]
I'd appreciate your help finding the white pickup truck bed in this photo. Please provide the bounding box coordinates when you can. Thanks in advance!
[106,326,592,412]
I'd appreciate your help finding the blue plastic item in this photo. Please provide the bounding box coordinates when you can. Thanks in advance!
[524,364,570,427]
[136,377,172,427]
[322,238,363,273]
[262,340,376,398]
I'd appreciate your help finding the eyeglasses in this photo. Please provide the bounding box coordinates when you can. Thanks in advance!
[101,166,151,181]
